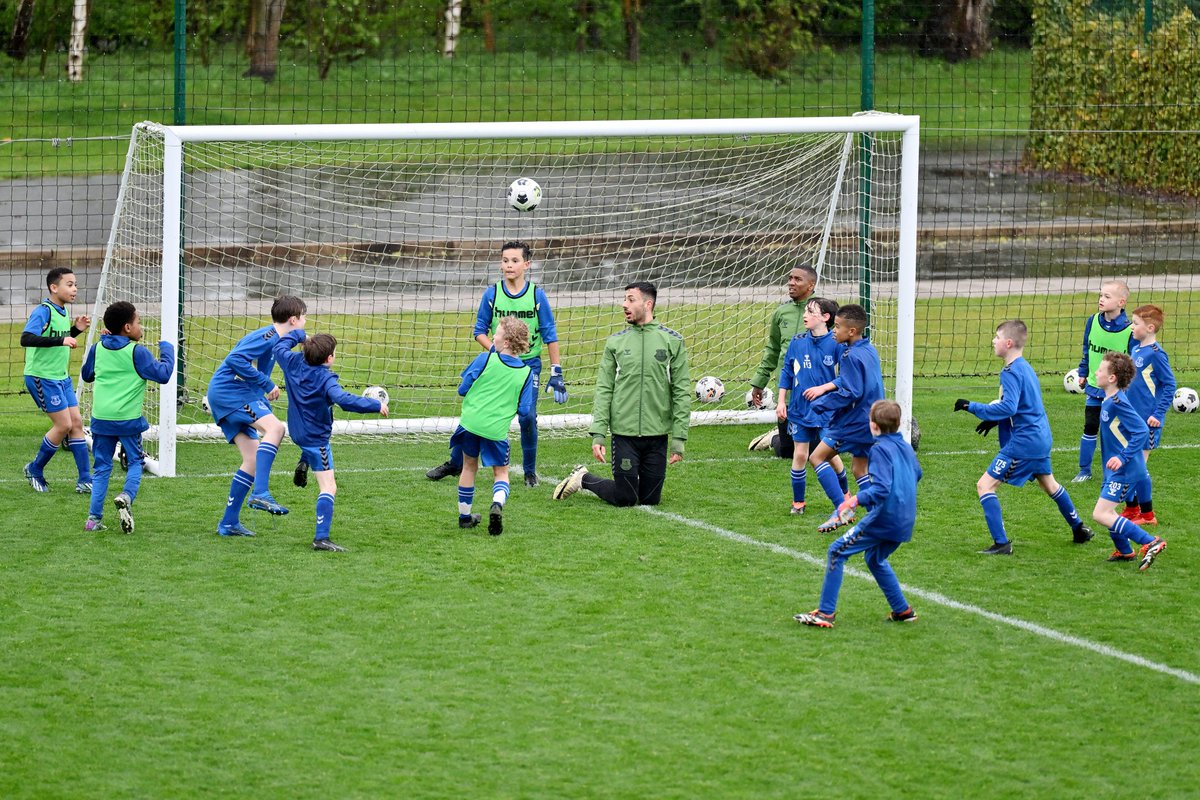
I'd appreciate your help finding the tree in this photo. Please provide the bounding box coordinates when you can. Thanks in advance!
[622,0,642,62]
[6,0,36,60]
[245,0,288,81]
[922,0,996,61]
[67,0,88,82]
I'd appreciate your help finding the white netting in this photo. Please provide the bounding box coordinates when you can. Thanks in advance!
[80,118,915,473]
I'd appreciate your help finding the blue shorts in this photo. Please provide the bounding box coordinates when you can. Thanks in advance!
[298,444,334,472]
[25,376,77,413]
[820,433,873,459]
[215,398,272,444]
[1099,474,1133,503]
[986,452,1053,487]
[450,426,510,468]
[788,421,821,445]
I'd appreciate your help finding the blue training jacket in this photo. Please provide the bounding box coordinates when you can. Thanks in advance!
[856,431,922,543]
[273,330,381,448]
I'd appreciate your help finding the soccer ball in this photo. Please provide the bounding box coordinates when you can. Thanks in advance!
[200,394,211,414]
[1172,386,1199,413]
[1063,368,1083,394]
[909,416,921,452]
[506,177,542,212]
[745,387,774,410]
[695,376,725,404]
[363,385,390,406]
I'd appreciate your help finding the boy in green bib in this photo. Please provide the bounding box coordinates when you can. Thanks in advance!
[80,302,175,533]
[451,316,536,535]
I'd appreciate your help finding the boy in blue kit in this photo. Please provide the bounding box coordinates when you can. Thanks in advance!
[273,328,387,552]
[954,320,1092,555]
[802,304,884,533]
[209,295,306,537]
[426,241,566,488]
[80,302,175,533]
[1092,352,1166,570]
[1120,304,1175,526]
[1072,280,1133,483]
[794,400,921,628]
[20,267,93,494]
[451,316,536,535]
[775,297,847,515]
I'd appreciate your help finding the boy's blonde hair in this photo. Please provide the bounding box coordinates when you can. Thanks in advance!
[1132,304,1164,332]
[1102,279,1130,300]
[996,319,1028,349]
[495,316,531,356]
[870,399,902,434]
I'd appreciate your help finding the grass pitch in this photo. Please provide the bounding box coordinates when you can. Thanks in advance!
[1,384,1199,798]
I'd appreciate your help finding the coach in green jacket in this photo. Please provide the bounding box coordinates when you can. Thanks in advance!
[552,281,691,507]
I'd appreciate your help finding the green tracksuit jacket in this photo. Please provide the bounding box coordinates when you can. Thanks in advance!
[590,321,691,456]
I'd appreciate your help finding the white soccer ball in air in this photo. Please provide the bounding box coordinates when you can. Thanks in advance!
[363,385,390,406]
[695,376,725,404]
[745,387,773,409]
[1063,368,1084,394]
[1172,386,1199,413]
[507,177,542,212]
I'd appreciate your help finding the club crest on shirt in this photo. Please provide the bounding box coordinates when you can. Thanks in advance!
[655,349,668,362]
[1100,409,1110,422]
[823,355,835,366]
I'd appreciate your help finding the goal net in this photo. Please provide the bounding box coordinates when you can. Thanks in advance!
[82,116,918,476]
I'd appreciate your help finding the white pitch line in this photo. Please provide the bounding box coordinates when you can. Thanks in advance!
[641,506,1200,686]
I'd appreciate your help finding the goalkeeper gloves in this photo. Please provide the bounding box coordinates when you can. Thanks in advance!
[546,364,568,404]
[954,398,971,412]
[975,420,999,437]
[837,494,858,515]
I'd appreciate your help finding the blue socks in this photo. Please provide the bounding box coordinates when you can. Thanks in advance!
[222,469,254,526]
[980,492,1008,544]
[814,461,844,508]
[492,480,510,507]
[315,493,334,541]
[31,435,58,473]
[1109,516,1154,553]
[790,468,806,504]
[458,485,475,517]
[1079,434,1097,471]
[1050,486,1082,528]
[836,467,849,496]
[253,441,279,496]
[68,437,91,481]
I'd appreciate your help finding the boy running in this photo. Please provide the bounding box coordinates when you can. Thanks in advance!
[450,316,536,534]
[803,304,884,533]
[209,295,306,537]
[274,327,387,551]
[20,267,92,493]
[1120,304,1175,526]
[794,400,921,628]
[1092,352,1166,570]
[80,302,175,533]
[954,319,1092,554]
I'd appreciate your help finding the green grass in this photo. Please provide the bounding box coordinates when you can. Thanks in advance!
[1,46,1031,177]
[2,381,1199,798]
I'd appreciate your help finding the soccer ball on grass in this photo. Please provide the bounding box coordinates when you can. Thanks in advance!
[1172,387,1199,413]
[507,178,542,212]
[363,385,390,406]
[745,387,774,410]
[695,376,725,404]
[1063,368,1083,394]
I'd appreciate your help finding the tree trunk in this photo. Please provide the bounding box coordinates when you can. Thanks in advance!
[6,0,36,61]
[922,0,994,62]
[66,0,88,82]
[244,0,288,81]
[575,0,601,52]
[481,0,495,54]
[622,0,641,63]
[443,0,462,58]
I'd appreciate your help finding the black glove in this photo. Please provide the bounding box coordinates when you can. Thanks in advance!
[975,419,999,437]
[954,398,971,412]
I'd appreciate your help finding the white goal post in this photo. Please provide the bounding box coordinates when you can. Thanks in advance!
[85,114,918,477]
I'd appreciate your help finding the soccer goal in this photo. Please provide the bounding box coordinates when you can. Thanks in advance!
[82,115,919,477]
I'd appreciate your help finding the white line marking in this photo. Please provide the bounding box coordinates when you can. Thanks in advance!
[641,506,1200,686]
